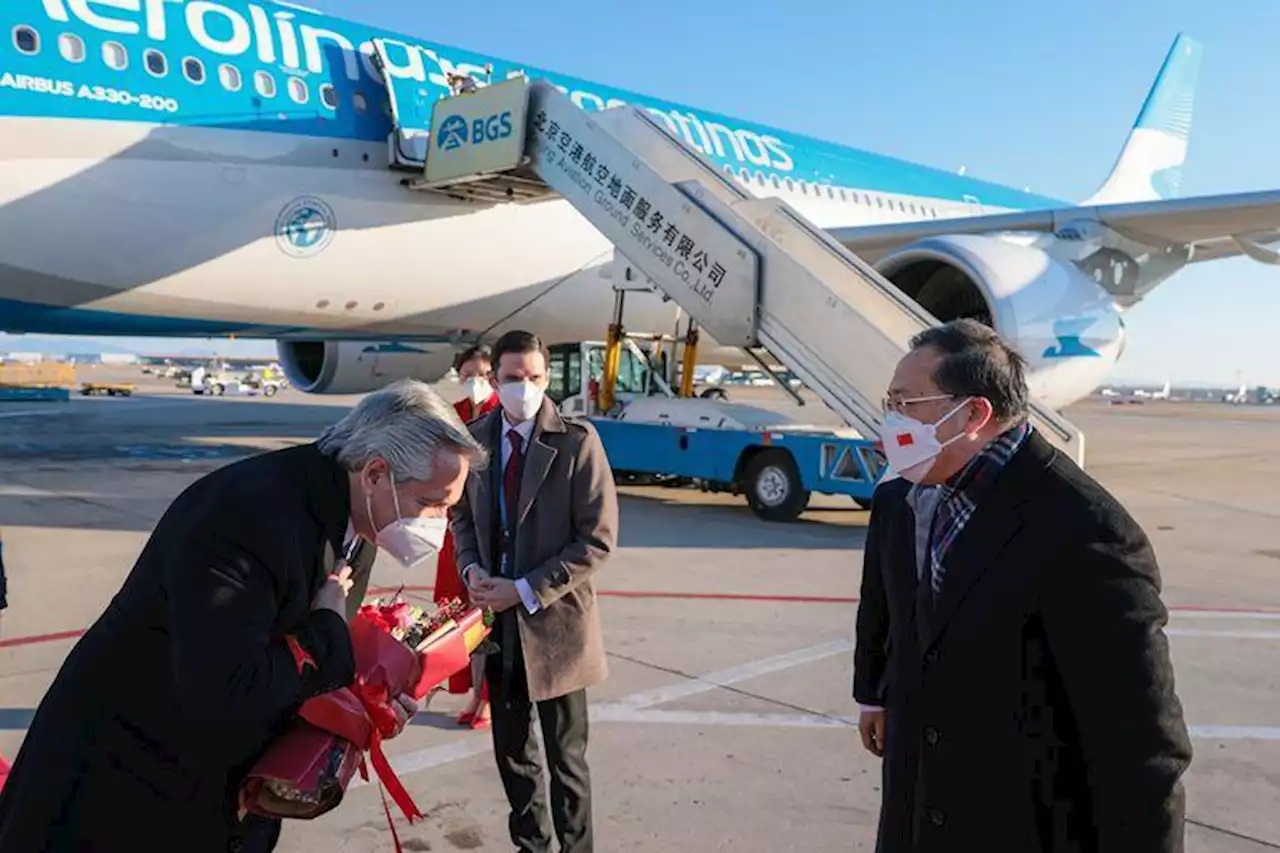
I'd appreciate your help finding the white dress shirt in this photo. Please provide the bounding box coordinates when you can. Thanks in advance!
[462,416,541,615]
[501,417,542,615]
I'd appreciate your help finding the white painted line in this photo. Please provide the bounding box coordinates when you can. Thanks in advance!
[1171,611,1280,621]
[614,639,854,709]
[593,706,855,729]
[1168,628,1280,640]
[351,739,493,789]
[1189,725,1280,741]
[0,485,104,499]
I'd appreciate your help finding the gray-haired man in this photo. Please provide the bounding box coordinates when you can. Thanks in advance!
[0,380,488,853]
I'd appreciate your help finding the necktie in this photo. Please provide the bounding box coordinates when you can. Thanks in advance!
[503,430,523,545]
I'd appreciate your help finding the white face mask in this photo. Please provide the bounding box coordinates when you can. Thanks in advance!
[365,471,447,569]
[877,398,973,484]
[459,376,493,406]
[498,379,544,422]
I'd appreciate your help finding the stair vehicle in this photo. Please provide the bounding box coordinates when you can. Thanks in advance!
[383,70,1085,513]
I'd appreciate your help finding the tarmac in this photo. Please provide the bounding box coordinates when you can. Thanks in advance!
[0,369,1277,852]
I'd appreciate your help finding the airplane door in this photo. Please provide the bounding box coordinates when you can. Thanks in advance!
[371,38,439,167]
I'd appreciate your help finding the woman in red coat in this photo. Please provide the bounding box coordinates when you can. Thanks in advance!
[436,345,500,727]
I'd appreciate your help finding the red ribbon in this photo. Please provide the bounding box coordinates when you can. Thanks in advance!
[298,681,424,851]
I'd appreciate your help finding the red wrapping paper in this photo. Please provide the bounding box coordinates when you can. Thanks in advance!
[239,605,489,827]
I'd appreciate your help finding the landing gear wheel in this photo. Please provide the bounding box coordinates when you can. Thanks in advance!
[743,449,809,522]
[700,387,728,401]
[264,384,278,397]
[212,384,225,397]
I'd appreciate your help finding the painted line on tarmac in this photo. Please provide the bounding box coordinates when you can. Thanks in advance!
[1168,628,1280,639]
[613,639,855,709]
[9,606,1280,653]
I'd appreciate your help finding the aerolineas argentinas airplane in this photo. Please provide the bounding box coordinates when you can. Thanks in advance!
[1,0,1277,407]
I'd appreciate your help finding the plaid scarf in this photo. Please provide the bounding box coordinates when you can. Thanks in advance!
[927,420,1031,598]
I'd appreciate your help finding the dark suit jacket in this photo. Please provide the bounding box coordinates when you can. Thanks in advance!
[853,430,1193,853]
[451,398,618,702]
[0,443,374,853]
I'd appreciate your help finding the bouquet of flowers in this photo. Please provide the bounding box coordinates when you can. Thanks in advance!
[238,591,490,828]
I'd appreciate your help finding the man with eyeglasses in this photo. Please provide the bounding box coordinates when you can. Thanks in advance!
[852,318,1191,853]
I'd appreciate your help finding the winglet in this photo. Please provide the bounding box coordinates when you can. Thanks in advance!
[1083,33,1202,206]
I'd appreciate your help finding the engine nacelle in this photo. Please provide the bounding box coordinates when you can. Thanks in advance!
[277,340,457,395]
[875,234,1126,410]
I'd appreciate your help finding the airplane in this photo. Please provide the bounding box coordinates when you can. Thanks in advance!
[2,1,1278,412]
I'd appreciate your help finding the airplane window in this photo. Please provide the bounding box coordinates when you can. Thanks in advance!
[839,188,847,202]
[784,178,794,191]
[219,63,241,92]
[755,172,765,185]
[14,27,39,55]
[183,57,205,84]
[58,33,85,63]
[739,168,750,182]
[770,174,781,189]
[909,203,917,216]
[876,197,883,209]
[352,91,367,113]
[255,71,276,98]
[288,77,309,104]
[320,83,338,109]
[102,41,127,71]
[144,49,167,77]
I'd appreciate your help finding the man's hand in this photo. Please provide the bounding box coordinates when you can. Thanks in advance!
[312,566,353,621]
[859,708,886,757]
[463,564,491,594]
[387,693,420,739]
[472,577,521,613]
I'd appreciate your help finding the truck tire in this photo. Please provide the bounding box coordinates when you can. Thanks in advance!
[742,449,809,522]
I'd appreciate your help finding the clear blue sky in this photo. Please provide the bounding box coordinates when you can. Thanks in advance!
[7,0,1278,385]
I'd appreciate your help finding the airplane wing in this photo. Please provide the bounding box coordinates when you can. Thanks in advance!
[827,189,1280,266]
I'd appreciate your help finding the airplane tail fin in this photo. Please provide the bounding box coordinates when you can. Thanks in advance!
[1082,33,1202,206]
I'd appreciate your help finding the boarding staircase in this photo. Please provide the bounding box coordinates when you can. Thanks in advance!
[385,71,1085,465]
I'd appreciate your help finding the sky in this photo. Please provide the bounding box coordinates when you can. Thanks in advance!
[5,0,1278,385]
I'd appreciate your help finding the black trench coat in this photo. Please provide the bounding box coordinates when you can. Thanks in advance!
[853,431,1193,852]
[0,443,375,852]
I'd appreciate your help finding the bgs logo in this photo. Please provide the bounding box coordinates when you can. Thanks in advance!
[275,196,337,259]
[437,115,468,151]
[436,111,514,151]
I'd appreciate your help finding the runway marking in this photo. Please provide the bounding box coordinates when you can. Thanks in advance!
[1168,628,1280,639]
[7,604,1280,652]
[1189,725,1280,741]
[613,639,855,709]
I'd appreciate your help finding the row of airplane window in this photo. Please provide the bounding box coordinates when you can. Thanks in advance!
[721,163,943,220]
[12,23,961,221]
[11,24,378,113]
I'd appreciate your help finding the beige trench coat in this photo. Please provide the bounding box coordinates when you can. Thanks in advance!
[450,398,619,702]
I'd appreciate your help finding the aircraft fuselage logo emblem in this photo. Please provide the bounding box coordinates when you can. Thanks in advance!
[275,196,337,259]
[437,115,468,151]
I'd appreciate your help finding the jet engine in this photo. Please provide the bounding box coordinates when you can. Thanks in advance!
[874,234,1126,410]
[277,340,457,395]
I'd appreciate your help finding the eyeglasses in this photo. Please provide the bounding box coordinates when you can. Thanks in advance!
[881,393,955,414]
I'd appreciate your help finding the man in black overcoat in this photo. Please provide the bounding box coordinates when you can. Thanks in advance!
[0,379,486,852]
[853,319,1193,853]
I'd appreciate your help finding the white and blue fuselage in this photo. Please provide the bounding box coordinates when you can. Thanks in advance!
[0,2,1246,404]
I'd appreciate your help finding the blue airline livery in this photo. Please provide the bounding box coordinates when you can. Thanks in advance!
[1,0,1277,407]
